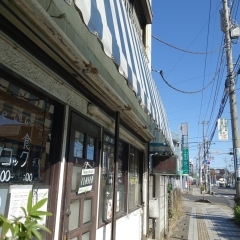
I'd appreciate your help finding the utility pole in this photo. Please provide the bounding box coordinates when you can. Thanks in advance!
[199,121,208,192]
[198,143,202,185]
[221,0,240,197]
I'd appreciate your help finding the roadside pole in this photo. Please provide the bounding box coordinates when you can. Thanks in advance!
[221,0,240,198]
[200,121,208,192]
[179,130,183,191]
[198,143,202,185]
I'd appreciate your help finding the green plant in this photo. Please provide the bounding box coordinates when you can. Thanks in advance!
[167,183,172,193]
[234,196,240,207]
[234,205,240,225]
[0,191,52,240]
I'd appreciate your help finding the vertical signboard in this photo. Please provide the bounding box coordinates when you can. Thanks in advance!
[181,123,189,175]
[235,148,240,181]
[217,118,228,141]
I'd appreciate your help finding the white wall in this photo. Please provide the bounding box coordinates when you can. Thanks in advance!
[155,175,168,240]
[96,209,142,240]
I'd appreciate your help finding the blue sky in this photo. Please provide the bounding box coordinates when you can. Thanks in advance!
[151,0,240,171]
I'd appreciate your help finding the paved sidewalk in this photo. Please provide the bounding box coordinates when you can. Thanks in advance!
[169,187,240,240]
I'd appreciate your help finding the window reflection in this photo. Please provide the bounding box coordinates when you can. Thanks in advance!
[99,135,127,222]
[86,136,94,160]
[100,134,114,221]
[116,141,127,214]
[74,131,84,158]
[129,148,142,209]
[0,78,54,183]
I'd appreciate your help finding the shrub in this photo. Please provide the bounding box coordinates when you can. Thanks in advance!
[234,206,240,225]
[0,191,52,240]
[234,196,240,207]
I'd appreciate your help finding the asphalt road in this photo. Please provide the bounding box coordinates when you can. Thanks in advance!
[183,185,236,208]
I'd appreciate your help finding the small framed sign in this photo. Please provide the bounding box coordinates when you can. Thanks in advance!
[77,168,95,194]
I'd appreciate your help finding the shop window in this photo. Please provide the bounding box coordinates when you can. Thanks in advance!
[0,78,55,183]
[129,147,142,210]
[100,134,115,222]
[99,132,142,224]
[74,131,84,159]
[116,141,127,215]
[86,136,95,161]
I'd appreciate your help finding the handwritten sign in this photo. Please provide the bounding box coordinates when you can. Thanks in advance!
[77,168,95,194]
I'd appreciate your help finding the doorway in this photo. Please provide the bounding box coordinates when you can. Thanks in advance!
[63,112,101,240]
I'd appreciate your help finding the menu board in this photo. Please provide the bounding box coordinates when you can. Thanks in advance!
[7,186,49,225]
[7,185,32,221]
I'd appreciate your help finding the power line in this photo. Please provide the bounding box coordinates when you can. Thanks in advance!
[199,0,213,136]
[158,72,216,89]
[152,58,223,94]
[205,45,226,135]
[206,55,240,144]
[152,35,224,54]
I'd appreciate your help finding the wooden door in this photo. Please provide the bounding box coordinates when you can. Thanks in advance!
[63,112,101,240]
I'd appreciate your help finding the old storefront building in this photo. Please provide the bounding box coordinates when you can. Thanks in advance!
[0,0,174,239]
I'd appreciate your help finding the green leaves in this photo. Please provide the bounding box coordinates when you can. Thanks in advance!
[32,198,48,212]
[0,191,52,240]
[0,214,14,238]
[27,191,33,213]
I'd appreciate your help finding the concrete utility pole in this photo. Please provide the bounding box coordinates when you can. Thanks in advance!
[199,121,208,191]
[221,0,240,197]
[198,143,202,185]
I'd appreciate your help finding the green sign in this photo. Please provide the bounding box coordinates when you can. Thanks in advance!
[182,148,189,174]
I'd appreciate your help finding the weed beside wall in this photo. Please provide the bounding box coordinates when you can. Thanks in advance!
[168,188,182,226]
[234,196,240,225]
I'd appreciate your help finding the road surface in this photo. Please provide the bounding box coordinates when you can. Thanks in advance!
[184,185,235,208]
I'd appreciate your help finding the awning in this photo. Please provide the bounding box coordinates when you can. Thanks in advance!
[75,0,173,150]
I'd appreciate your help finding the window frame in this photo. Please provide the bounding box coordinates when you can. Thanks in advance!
[128,145,143,211]
[98,130,144,227]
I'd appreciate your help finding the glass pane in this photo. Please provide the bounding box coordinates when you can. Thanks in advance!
[99,134,114,222]
[86,136,94,160]
[69,200,80,230]
[116,141,127,214]
[82,231,90,240]
[0,78,54,183]
[72,166,82,191]
[83,199,92,224]
[129,148,141,209]
[74,131,84,158]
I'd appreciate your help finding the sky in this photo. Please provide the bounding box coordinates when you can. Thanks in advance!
[151,0,240,172]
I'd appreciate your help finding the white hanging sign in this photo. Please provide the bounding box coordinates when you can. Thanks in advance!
[77,163,95,194]
[217,118,228,141]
